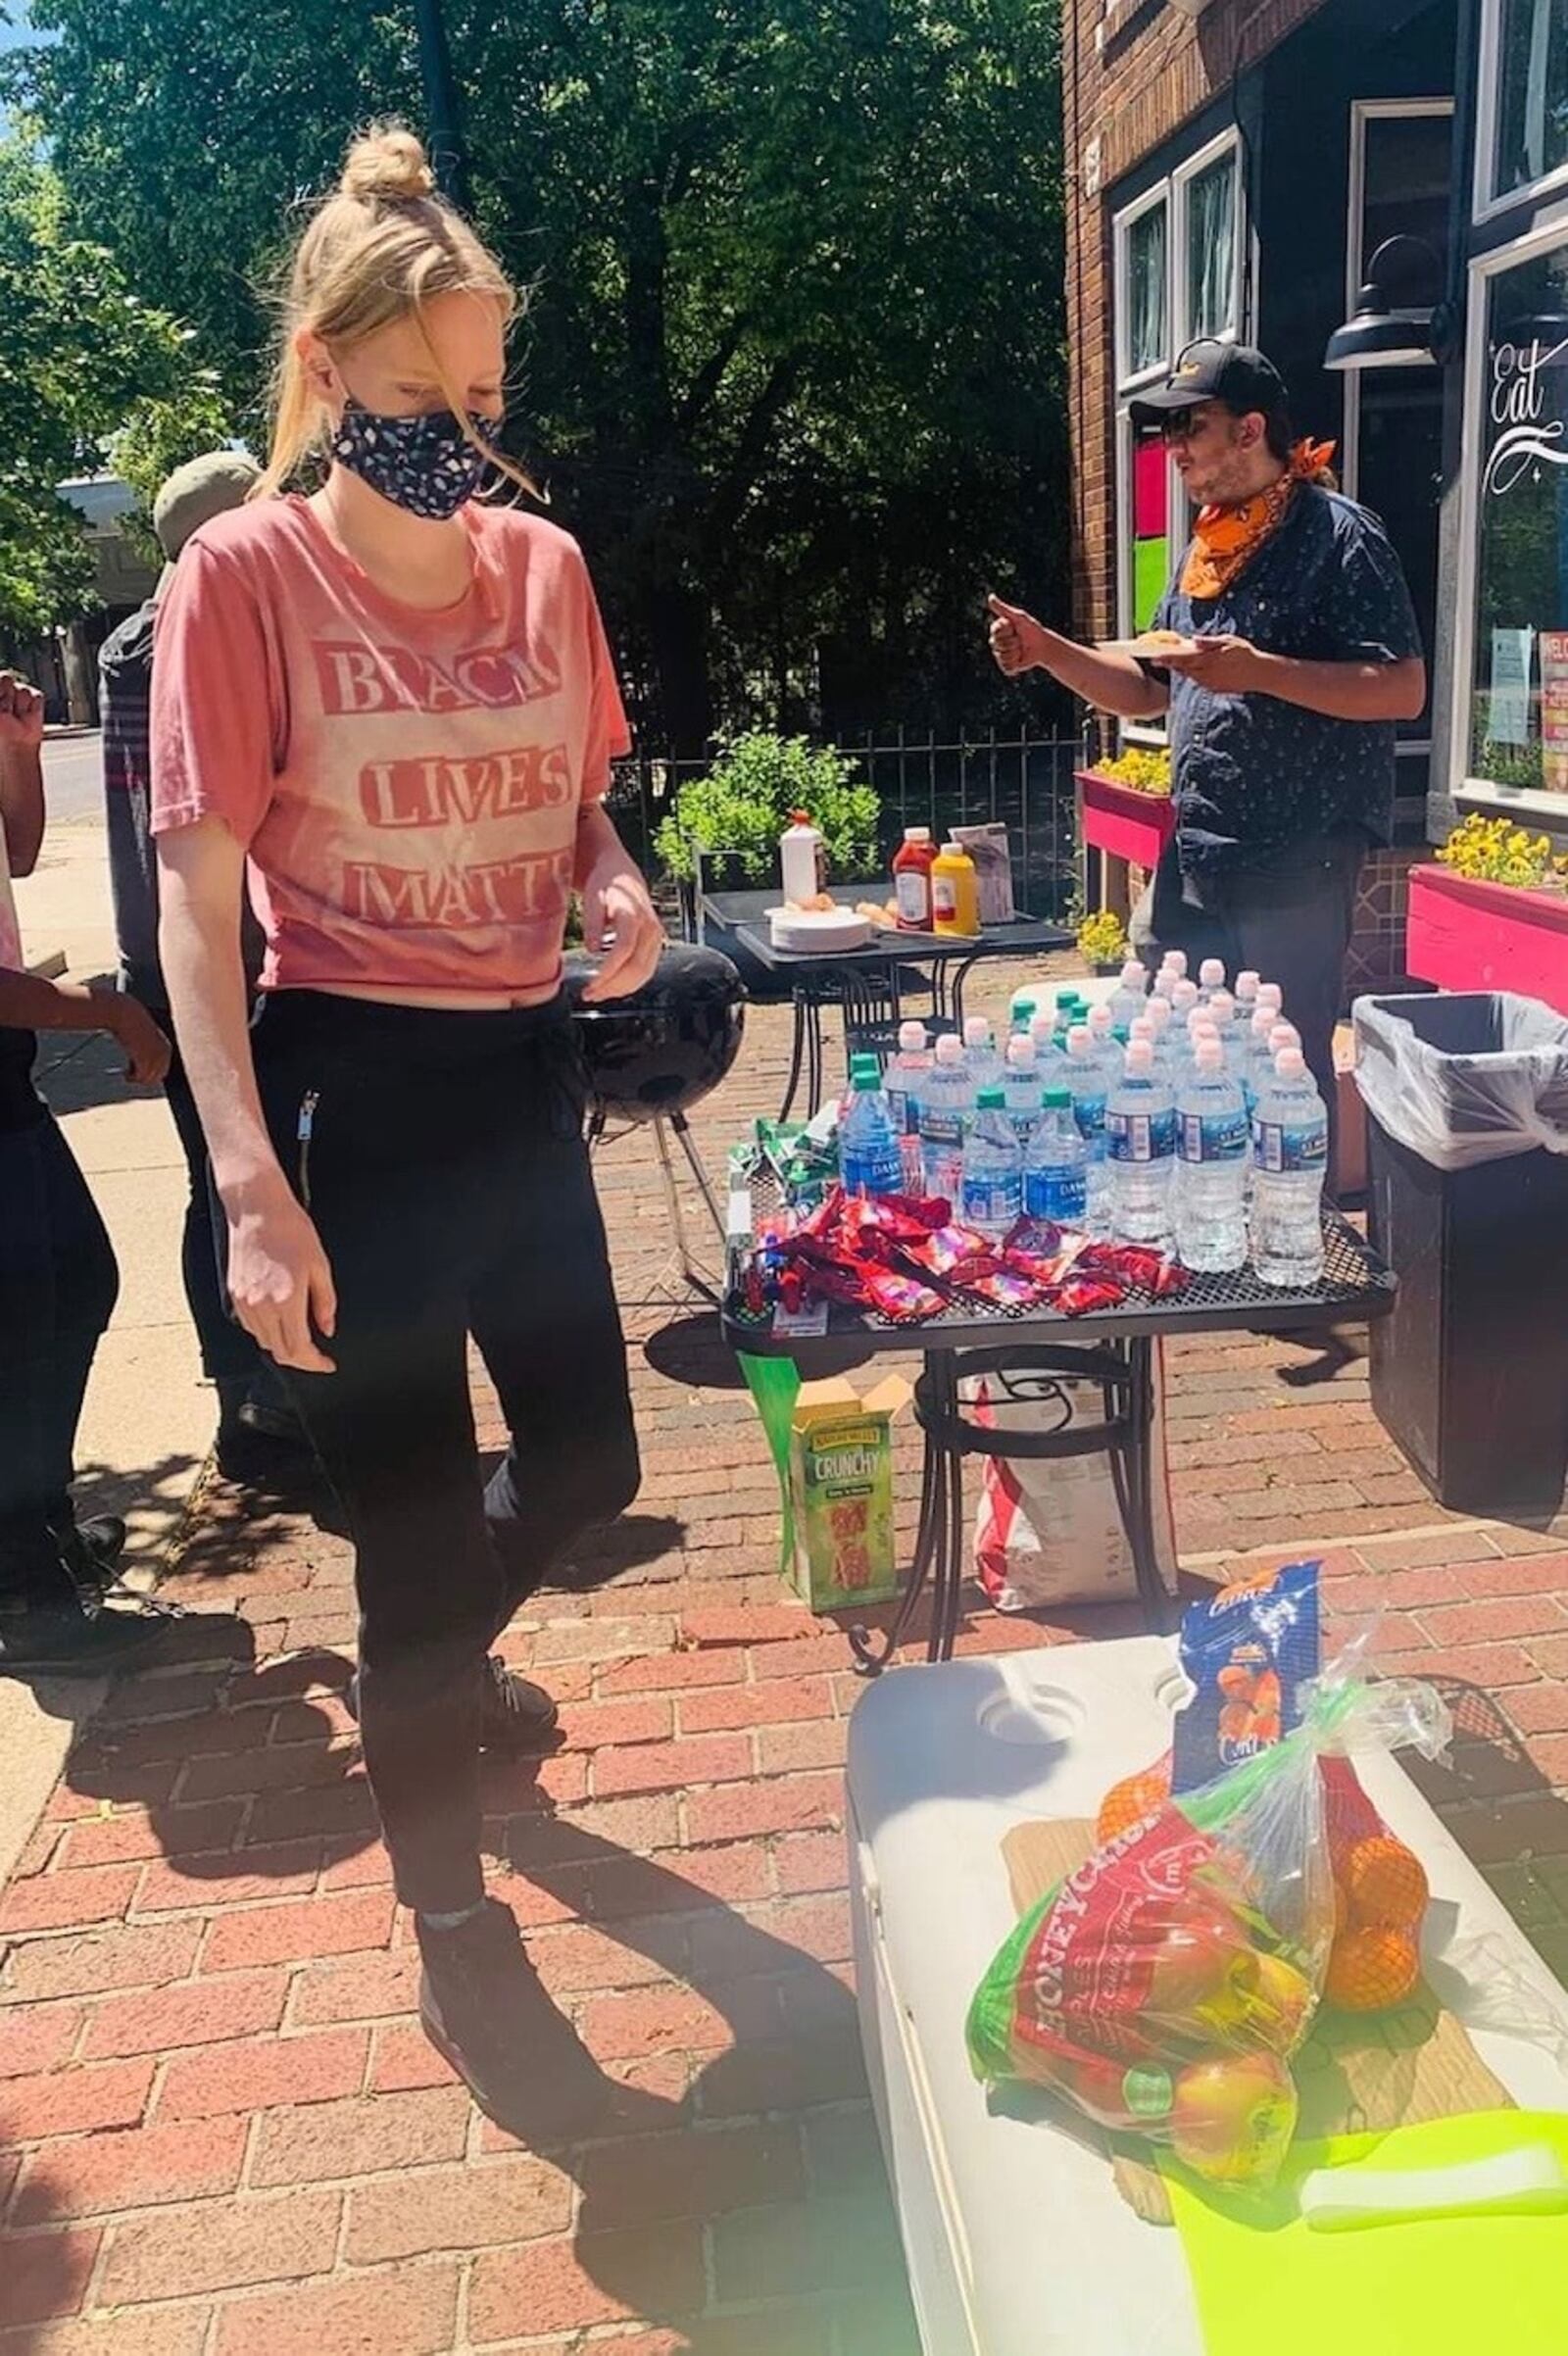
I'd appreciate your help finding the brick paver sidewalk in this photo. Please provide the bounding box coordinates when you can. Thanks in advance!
[4,980,1568,2353]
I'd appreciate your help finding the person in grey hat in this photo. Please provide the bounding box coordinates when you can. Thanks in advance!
[989,339,1426,1165]
[99,451,307,1486]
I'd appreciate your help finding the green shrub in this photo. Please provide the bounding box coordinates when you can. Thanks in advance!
[655,733,881,886]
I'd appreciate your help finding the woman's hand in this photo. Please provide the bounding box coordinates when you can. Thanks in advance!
[223,1173,337,1374]
[0,671,44,750]
[580,846,664,1002]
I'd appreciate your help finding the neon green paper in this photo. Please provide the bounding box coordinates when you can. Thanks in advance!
[1162,2111,1568,2356]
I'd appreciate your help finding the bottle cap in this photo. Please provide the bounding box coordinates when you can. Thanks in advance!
[1276,1047,1307,1080]
[1013,995,1038,1019]
[1112,1024,1130,1046]
[788,810,814,827]
[1126,1040,1154,1074]
[1200,958,1225,989]
[1209,991,1234,1024]
[1236,970,1261,998]
[1029,1013,1055,1044]
[849,1053,879,1077]
[942,839,967,858]
[1055,988,1079,1010]
[1120,959,1147,988]
[1191,1015,1219,1042]
[1066,1025,1092,1055]
[963,1015,992,1048]
[1146,998,1172,1031]
[903,825,932,843]
[935,1034,964,1065]
[1251,1005,1275,1037]
[1257,982,1283,1012]
[976,1085,1005,1110]
[1172,979,1199,1011]
[1088,1002,1113,1031]
[1161,950,1189,978]
[1043,1087,1071,1109]
[1153,970,1177,1000]
[1270,1021,1300,1052]
[898,1020,928,1052]
[1130,1015,1155,1043]
[1195,1038,1224,1073]
[1005,1036,1036,1069]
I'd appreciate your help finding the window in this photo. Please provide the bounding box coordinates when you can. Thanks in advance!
[1461,237,1568,800]
[1111,134,1247,669]
[1479,0,1568,217]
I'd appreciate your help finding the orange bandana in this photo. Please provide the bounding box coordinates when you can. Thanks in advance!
[1180,439,1338,600]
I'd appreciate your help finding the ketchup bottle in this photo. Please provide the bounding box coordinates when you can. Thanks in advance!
[893,825,937,930]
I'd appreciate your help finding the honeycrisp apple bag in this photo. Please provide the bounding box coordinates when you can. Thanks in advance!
[966,1616,1451,2194]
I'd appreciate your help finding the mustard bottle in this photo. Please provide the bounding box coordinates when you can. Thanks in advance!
[931,840,979,936]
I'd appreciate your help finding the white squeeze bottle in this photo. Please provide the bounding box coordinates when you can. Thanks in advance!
[918,1033,973,1203]
[885,1020,933,1193]
[779,810,823,907]
[1174,1035,1250,1273]
[1251,1047,1328,1287]
[1106,1037,1175,1247]
[1108,959,1149,1031]
[1003,1035,1043,1146]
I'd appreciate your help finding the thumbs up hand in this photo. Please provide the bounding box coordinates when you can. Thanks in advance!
[987,593,1048,679]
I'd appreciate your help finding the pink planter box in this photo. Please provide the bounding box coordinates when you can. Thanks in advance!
[1405,864,1568,1016]
[1076,768,1176,871]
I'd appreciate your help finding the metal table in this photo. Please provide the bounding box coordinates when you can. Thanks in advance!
[723,1212,1396,1672]
[700,887,1072,1119]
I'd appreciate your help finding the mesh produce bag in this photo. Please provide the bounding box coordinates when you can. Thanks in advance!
[966,1661,1450,2190]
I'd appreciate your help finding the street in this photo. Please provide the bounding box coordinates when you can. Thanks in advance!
[41,726,104,823]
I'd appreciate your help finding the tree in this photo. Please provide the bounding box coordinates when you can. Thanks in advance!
[0,122,228,643]
[20,0,1066,745]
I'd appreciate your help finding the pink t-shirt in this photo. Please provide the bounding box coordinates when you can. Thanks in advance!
[150,496,631,1001]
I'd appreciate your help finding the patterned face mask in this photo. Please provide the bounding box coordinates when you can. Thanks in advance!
[330,401,502,520]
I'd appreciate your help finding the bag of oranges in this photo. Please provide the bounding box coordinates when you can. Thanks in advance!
[966,1661,1450,2190]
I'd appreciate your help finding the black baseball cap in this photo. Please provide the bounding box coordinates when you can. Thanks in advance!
[1127,340,1290,426]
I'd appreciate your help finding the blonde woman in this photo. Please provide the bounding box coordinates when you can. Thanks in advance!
[153,127,657,2110]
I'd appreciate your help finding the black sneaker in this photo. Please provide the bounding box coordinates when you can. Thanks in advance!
[417,1896,664,2136]
[345,1655,558,1753]
[0,1597,171,1679]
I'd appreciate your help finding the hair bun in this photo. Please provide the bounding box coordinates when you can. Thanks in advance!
[340,126,436,203]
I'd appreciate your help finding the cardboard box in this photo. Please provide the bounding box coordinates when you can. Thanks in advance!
[786,1374,911,1611]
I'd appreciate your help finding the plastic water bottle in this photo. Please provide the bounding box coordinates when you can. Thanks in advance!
[918,1034,973,1203]
[884,1021,932,1194]
[1106,1038,1175,1246]
[1052,988,1082,1046]
[1010,993,1039,1037]
[1171,978,1200,1028]
[1087,1001,1115,1051]
[1108,959,1149,1032]
[1003,1036,1042,1145]
[838,1067,904,1200]
[1174,1037,1250,1272]
[1029,1012,1067,1082]
[1160,949,1189,982]
[1065,1026,1112,1234]
[1256,981,1284,1023]
[1024,1087,1088,1225]
[1207,992,1249,1087]
[1251,1048,1328,1287]
[1235,970,1261,1016]
[961,1087,1023,1236]
[962,1014,1004,1095]
[1246,1005,1277,1110]
[1197,957,1226,1007]
[1152,968,1178,1006]
[1268,1020,1302,1071]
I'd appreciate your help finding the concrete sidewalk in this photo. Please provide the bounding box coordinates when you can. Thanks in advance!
[5,798,216,1884]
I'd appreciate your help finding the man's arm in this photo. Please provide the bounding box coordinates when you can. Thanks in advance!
[1159,639,1426,720]
[0,670,46,878]
[988,597,1169,721]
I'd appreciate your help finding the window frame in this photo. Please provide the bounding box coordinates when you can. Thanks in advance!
[1110,128,1248,735]
[1343,97,1454,501]
[1448,194,1568,820]
[1474,0,1568,227]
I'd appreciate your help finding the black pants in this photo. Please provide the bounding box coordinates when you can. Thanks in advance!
[0,1104,120,1600]
[251,990,640,1915]
[161,1037,269,1394]
[1132,829,1364,1177]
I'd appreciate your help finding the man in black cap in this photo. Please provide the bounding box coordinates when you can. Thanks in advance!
[990,339,1426,1137]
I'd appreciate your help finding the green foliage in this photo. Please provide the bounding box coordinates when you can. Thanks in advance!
[0,120,215,639]
[655,732,879,884]
[112,374,241,568]
[16,0,1067,741]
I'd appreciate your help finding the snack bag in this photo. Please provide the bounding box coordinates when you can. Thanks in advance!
[1170,1559,1321,1792]
[967,1664,1449,2189]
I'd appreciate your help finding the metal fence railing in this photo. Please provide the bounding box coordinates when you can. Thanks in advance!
[605,727,1090,920]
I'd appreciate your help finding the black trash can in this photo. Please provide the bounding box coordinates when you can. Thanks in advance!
[1354,992,1568,1518]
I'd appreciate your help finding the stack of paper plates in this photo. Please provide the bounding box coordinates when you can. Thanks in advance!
[767,907,873,952]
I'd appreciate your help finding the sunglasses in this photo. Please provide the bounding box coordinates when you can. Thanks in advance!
[1159,407,1223,446]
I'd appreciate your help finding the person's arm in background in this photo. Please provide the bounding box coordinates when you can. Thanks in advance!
[0,668,170,1079]
[152,542,334,1376]
[987,595,1170,720]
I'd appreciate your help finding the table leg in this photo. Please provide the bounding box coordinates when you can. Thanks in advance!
[779,994,808,1122]
[932,1353,967,1661]
[806,996,825,1118]
[1112,1337,1178,1633]
[850,1381,947,1676]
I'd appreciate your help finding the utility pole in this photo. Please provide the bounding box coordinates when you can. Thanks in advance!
[413,0,471,212]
